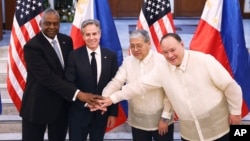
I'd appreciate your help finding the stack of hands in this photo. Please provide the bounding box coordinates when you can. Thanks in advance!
[77,92,112,113]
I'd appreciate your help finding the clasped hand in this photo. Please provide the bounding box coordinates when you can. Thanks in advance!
[88,97,113,114]
[77,92,114,113]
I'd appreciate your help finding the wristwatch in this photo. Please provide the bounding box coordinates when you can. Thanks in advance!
[161,117,169,122]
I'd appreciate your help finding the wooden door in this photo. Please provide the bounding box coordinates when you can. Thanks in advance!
[108,0,143,17]
[174,0,206,17]
[0,0,3,40]
[174,0,249,18]
[5,0,16,30]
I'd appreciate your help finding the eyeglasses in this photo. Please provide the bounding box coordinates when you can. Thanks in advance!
[130,45,143,50]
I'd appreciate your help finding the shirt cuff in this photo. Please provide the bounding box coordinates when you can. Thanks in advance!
[72,89,80,101]
[161,111,171,119]
[110,95,119,104]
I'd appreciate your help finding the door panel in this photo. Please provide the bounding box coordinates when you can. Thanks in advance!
[5,0,16,29]
[174,0,249,18]
[174,0,206,17]
[108,0,143,17]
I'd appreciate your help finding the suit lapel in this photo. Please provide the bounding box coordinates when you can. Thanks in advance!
[80,47,91,67]
[98,48,108,86]
[38,33,64,70]
[38,33,58,58]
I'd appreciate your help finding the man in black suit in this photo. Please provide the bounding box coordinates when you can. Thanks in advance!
[65,19,119,141]
[20,8,102,141]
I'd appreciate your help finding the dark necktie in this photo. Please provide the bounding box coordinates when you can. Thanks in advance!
[91,52,97,83]
[52,40,64,68]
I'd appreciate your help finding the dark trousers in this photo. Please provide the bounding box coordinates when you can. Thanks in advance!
[22,116,68,141]
[132,123,174,141]
[181,132,229,141]
[68,104,108,141]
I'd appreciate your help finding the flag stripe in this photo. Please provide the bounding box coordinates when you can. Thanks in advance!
[6,67,22,111]
[158,18,167,34]
[10,24,27,88]
[221,0,250,117]
[166,13,175,32]
[7,0,44,112]
[137,0,175,52]
[242,101,249,117]
[190,0,250,117]
[7,51,25,96]
[153,20,165,44]
[190,20,233,76]
[70,25,85,48]
[29,16,41,34]
[149,26,161,52]
[8,47,25,90]
[21,25,31,42]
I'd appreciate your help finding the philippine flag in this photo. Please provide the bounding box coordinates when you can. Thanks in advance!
[69,0,127,131]
[190,0,250,118]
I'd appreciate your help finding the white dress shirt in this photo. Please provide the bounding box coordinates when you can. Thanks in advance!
[109,50,242,140]
[86,46,101,83]
[102,50,173,130]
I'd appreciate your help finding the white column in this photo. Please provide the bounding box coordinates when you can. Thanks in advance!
[72,0,77,8]
[244,0,250,13]
[170,0,174,13]
[48,0,54,9]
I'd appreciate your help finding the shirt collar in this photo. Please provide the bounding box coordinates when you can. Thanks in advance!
[42,32,58,43]
[87,46,101,56]
[134,50,153,64]
[170,50,189,72]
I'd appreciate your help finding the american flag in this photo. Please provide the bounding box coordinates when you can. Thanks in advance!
[7,0,44,112]
[136,0,178,120]
[136,0,175,52]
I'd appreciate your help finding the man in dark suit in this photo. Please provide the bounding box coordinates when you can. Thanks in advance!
[20,8,102,141]
[65,19,119,141]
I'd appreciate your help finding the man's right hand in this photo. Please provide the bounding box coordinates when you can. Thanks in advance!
[76,91,103,107]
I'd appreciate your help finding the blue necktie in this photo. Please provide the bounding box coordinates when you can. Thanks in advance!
[52,40,64,68]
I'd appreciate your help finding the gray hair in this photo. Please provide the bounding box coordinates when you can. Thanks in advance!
[130,29,150,43]
[80,19,101,34]
[41,7,60,22]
